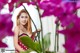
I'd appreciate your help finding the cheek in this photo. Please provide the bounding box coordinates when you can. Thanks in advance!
[20,17,22,20]
[26,18,28,22]
[26,19,28,22]
[19,19,21,22]
[19,18,23,23]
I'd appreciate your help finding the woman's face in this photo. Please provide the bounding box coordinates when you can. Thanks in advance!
[19,12,29,25]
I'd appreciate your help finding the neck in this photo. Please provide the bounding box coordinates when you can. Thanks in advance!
[20,24,26,28]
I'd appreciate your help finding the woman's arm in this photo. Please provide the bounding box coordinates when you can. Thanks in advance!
[13,26,25,52]
[31,29,41,40]
[32,29,41,36]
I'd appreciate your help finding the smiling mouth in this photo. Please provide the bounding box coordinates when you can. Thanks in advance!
[22,21,26,23]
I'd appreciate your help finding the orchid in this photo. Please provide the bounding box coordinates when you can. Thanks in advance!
[0,0,8,10]
[39,0,62,17]
[76,1,80,9]
[29,0,41,5]
[58,17,80,53]
[0,0,80,53]
[0,14,13,47]
[63,39,80,53]
[0,41,7,48]
[8,0,31,12]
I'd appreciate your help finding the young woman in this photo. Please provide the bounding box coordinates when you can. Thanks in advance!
[13,9,40,53]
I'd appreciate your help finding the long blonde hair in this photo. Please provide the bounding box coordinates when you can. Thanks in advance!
[16,9,32,34]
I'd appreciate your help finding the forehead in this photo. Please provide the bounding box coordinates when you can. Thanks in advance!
[20,12,28,16]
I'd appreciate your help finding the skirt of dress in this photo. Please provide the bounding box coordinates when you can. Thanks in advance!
[15,39,28,53]
[15,34,35,53]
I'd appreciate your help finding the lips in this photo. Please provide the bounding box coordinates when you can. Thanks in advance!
[22,21,26,23]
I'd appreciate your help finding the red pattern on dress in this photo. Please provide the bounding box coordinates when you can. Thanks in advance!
[16,33,35,53]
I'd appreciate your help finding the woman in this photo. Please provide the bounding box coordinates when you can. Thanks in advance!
[13,9,39,53]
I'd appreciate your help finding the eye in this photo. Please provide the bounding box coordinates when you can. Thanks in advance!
[21,16,24,18]
[25,16,28,18]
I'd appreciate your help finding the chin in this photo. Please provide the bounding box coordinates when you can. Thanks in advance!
[22,24,26,26]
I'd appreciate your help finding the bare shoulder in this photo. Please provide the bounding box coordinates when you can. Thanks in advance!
[14,26,19,34]
[14,26,19,30]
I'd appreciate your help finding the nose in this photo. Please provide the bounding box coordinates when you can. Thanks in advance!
[23,17,26,19]
[23,19,26,22]
[23,17,27,21]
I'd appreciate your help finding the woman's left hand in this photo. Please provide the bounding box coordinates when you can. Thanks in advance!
[32,29,41,36]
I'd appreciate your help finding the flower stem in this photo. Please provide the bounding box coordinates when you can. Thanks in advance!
[54,20,59,53]
[36,4,45,53]
[22,5,42,52]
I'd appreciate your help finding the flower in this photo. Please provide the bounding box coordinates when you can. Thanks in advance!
[8,0,30,12]
[50,0,62,4]
[58,17,80,53]
[59,29,80,53]
[53,2,77,27]
[0,0,8,10]
[0,41,7,47]
[0,14,13,47]
[0,14,13,36]
[39,0,76,17]
[27,0,41,5]
[63,36,80,53]
[39,0,61,17]
[59,14,78,27]
[76,1,80,9]
[8,0,18,12]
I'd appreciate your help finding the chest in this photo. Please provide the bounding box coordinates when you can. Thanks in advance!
[19,29,31,37]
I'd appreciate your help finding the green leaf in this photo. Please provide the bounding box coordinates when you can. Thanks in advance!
[20,51,26,53]
[34,42,42,52]
[46,51,55,53]
[43,32,51,50]
[19,36,41,53]
[20,49,33,53]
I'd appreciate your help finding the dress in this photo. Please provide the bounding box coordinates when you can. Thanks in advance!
[16,33,35,53]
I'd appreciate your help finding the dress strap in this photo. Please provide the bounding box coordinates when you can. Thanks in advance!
[18,33,28,37]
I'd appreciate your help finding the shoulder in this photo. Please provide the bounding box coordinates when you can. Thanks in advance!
[14,26,19,30]
[14,26,20,33]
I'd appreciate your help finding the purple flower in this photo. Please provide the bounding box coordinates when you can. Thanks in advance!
[0,0,8,10]
[0,14,13,47]
[61,2,76,14]
[28,0,41,5]
[8,3,14,12]
[8,0,18,12]
[50,0,62,4]
[59,28,80,53]
[52,2,77,27]
[76,1,80,9]
[0,41,7,47]
[63,32,80,53]
[8,0,31,12]
[59,14,78,27]
[0,14,13,36]
[58,18,80,53]
[39,0,62,17]
[39,1,77,18]
[63,39,80,53]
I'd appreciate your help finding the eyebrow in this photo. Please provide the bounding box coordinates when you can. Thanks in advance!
[20,15,28,17]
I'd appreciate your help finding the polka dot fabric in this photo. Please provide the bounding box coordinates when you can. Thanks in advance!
[15,33,35,53]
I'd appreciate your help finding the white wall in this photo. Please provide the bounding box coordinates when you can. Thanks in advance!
[41,16,65,52]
